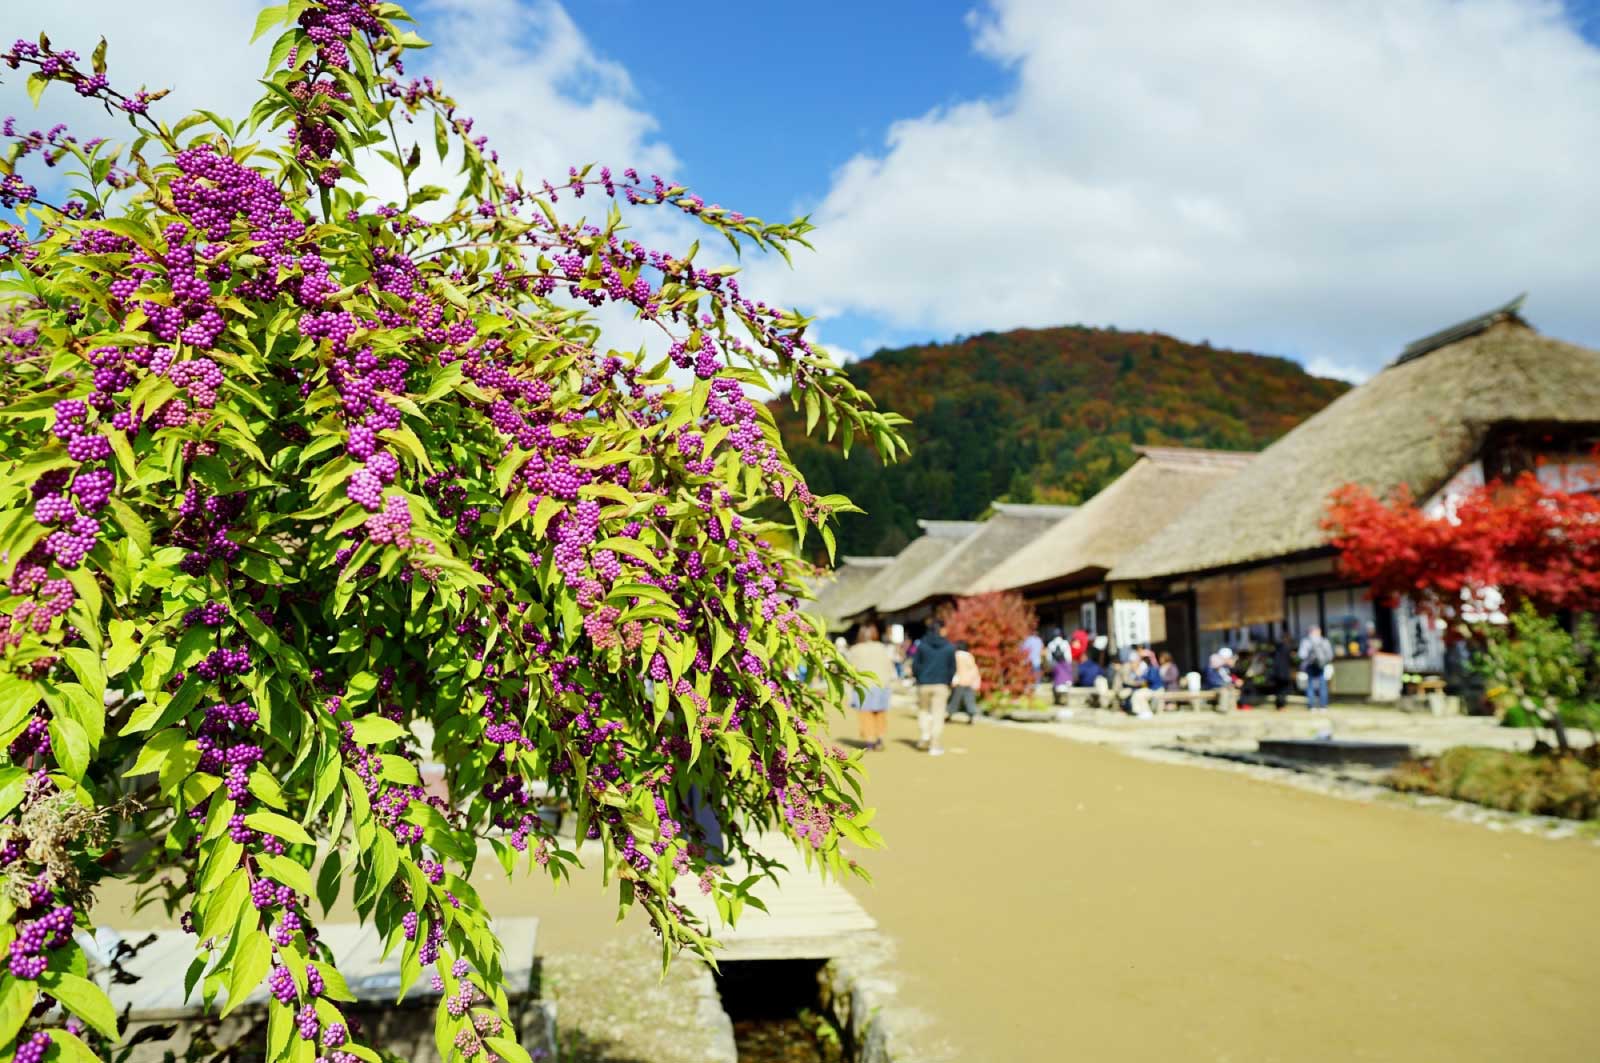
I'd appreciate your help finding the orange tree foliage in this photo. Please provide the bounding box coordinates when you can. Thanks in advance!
[1324,473,1600,620]
[939,591,1038,696]
[772,324,1349,556]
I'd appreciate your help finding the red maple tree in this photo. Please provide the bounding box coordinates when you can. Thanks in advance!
[939,591,1038,696]
[1324,472,1600,620]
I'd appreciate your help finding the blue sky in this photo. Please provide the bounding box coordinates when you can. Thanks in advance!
[558,2,1008,220]
[6,0,1600,379]
[551,0,1600,376]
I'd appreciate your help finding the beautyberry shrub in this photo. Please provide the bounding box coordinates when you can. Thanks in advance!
[0,4,904,1060]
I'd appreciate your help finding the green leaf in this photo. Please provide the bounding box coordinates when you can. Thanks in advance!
[310,960,355,1003]
[257,853,315,898]
[26,73,48,108]
[42,1030,99,1063]
[0,980,36,1047]
[530,495,562,539]
[39,972,118,1041]
[493,448,524,494]
[244,811,315,847]
[0,677,41,738]
[0,767,27,819]
[485,1036,534,1063]
[106,618,140,676]
[223,929,272,1017]
[349,715,407,745]
[316,847,343,915]
[123,727,185,777]
[250,5,289,43]
[203,870,249,941]
[343,670,379,711]
[369,829,399,897]
[48,716,90,780]
[434,112,450,161]
[198,841,243,899]
[379,754,419,784]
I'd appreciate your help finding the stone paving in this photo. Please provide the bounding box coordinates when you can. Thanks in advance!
[999,701,1591,757]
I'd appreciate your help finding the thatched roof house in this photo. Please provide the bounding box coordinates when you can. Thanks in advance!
[837,520,982,624]
[875,503,1077,616]
[1112,300,1600,583]
[803,556,895,633]
[975,447,1255,595]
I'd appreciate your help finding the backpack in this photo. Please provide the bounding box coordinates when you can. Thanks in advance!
[1050,641,1069,665]
[1305,638,1331,671]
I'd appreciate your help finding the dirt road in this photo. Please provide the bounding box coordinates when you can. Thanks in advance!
[94,707,1600,1061]
[831,710,1600,1062]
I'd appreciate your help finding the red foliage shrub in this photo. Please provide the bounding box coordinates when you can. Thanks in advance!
[939,591,1038,696]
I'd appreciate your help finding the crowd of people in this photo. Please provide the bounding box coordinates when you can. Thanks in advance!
[837,620,1344,754]
[841,619,983,756]
[1025,623,1341,715]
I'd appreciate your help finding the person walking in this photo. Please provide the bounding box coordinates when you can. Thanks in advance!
[1270,637,1294,710]
[911,618,958,755]
[949,640,983,724]
[1299,626,1335,711]
[845,623,896,750]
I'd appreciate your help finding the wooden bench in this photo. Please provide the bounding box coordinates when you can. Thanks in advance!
[1149,687,1238,714]
[1051,685,1110,709]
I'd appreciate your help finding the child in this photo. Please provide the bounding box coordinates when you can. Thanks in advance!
[949,639,983,724]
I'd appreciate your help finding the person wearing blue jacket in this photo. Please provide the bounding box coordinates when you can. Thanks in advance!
[910,619,957,756]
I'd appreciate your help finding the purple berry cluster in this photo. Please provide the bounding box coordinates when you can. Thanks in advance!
[6,901,74,979]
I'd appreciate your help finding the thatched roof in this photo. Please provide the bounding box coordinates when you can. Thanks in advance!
[839,521,982,620]
[974,447,1254,593]
[876,503,1078,614]
[803,555,895,632]
[1112,310,1600,582]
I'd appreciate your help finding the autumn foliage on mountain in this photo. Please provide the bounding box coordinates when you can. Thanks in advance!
[939,592,1039,697]
[1325,473,1600,620]
[773,325,1349,556]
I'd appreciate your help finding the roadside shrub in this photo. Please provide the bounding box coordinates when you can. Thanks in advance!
[1474,605,1600,754]
[0,5,903,1060]
[939,591,1037,697]
[1390,747,1600,820]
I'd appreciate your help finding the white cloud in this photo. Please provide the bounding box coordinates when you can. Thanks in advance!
[0,1,269,138]
[749,0,1600,374]
[411,0,676,187]
[1303,356,1370,385]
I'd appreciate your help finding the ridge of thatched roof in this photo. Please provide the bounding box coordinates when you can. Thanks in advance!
[916,519,986,538]
[1112,315,1600,582]
[836,524,982,620]
[803,555,897,632]
[877,503,1076,614]
[974,447,1255,594]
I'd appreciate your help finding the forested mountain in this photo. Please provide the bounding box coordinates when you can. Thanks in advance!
[773,324,1351,557]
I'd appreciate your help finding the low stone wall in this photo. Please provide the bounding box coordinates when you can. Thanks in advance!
[818,953,902,1063]
[687,960,739,1063]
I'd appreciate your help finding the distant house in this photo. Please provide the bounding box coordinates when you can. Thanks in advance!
[1109,297,1600,691]
[871,503,1077,628]
[974,446,1255,666]
[833,520,983,633]
[803,556,895,634]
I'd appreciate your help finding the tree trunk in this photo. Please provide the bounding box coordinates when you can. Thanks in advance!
[1541,696,1572,756]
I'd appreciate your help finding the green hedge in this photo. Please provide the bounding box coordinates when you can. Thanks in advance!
[1390,747,1600,820]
